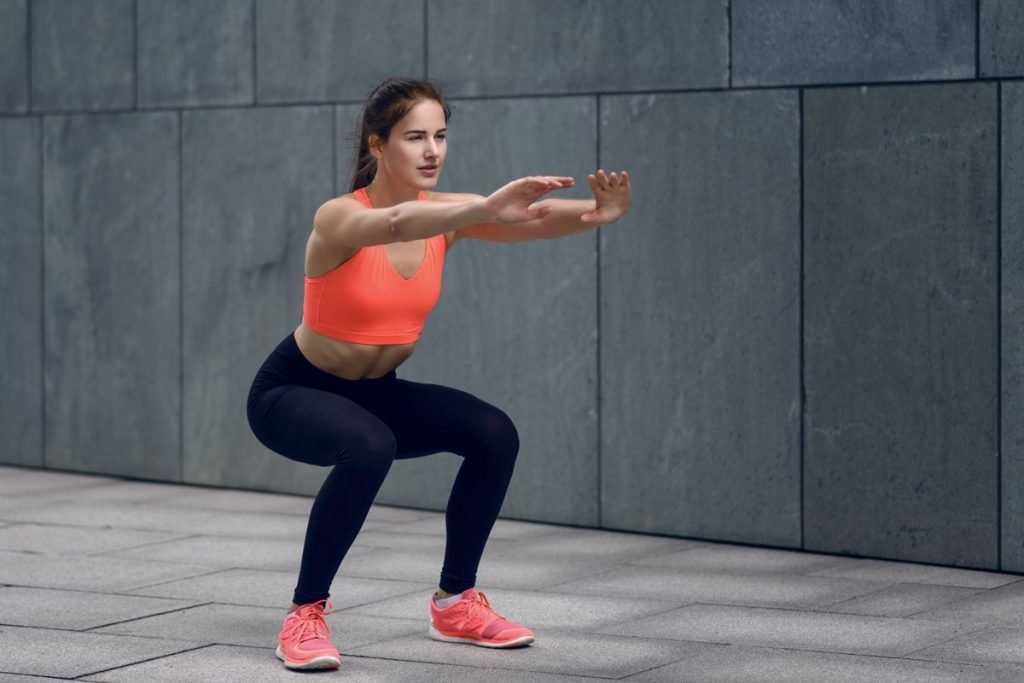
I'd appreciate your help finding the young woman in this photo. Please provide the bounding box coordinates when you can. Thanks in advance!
[246,77,631,671]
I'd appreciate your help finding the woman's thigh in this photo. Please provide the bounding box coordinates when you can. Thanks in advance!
[370,379,519,460]
[248,384,397,467]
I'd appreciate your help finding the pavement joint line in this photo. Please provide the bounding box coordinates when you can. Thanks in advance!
[82,533,205,558]
[579,601,694,632]
[615,649,712,681]
[536,563,636,590]
[81,601,218,632]
[337,650,628,680]
[898,620,1008,659]
[70,642,217,680]
[125,566,238,592]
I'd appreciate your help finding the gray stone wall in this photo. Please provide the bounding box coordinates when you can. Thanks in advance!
[1,0,1020,572]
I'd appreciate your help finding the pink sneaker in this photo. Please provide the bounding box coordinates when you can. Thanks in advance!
[276,599,341,670]
[429,588,535,648]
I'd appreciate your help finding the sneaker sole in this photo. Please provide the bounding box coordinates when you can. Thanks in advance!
[428,624,534,648]
[275,644,341,670]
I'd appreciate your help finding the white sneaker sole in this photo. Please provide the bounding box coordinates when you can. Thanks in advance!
[428,624,535,648]
[275,644,341,670]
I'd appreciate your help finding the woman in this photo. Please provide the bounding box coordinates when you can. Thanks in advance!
[247,77,631,671]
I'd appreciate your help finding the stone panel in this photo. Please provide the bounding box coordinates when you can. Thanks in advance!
[0,117,41,466]
[182,106,333,493]
[600,91,801,546]
[1003,83,1024,571]
[733,0,975,87]
[138,0,254,108]
[335,103,362,195]
[44,112,180,479]
[429,0,728,96]
[255,0,424,104]
[981,0,1024,78]
[804,83,998,567]
[370,96,599,526]
[32,0,134,112]
[0,0,27,112]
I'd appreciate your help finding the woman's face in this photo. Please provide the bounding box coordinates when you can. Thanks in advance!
[372,99,448,190]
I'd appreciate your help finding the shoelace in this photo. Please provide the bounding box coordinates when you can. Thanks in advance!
[284,599,334,643]
[462,590,506,624]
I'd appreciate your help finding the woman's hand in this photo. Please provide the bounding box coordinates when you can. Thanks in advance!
[580,169,631,224]
[485,176,575,224]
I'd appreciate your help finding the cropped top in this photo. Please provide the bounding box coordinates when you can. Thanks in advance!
[302,187,447,344]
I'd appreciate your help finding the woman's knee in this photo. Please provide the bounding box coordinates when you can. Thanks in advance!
[337,423,398,475]
[477,408,520,464]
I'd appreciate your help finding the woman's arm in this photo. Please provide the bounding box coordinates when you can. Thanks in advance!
[449,170,631,245]
[314,175,574,248]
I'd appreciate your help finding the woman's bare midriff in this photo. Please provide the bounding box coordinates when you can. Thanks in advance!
[294,321,417,380]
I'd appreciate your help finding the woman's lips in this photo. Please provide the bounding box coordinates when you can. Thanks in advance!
[418,166,438,176]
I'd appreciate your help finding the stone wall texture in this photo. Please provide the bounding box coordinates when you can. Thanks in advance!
[1,0,1020,572]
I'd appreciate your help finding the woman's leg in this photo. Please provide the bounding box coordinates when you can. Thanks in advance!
[248,384,397,605]
[367,379,520,595]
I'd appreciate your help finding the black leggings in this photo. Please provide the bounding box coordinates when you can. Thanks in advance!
[246,332,519,605]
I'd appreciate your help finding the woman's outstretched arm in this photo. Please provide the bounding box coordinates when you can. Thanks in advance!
[314,175,574,247]
[446,169,631,245]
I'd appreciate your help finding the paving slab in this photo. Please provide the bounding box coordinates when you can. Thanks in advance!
[370,514,565,541]
[552,564,887,609]
[0,466,116,497]
[809,558,1021,589]
[621,642,1024,682]
[0,500,313,538]
[344,586,684,633]
[0,550,220,593]
[97,534,379,572]
[92,602,425,652]
[126,567,433,610]
[910,623,1024,665]
[0,586,201,630]
[0,523,187,556]
[597,604,970,657]
[0,624,200,679]
[487,527,700,564]
[822,583,986,618]
[348,630,688,679]
[910,578,1024,625]
[84,643,600,682]
[628,543,851,574]
[17,480,196,506]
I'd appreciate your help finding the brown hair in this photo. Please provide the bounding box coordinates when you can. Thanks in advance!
[349,78,453,192]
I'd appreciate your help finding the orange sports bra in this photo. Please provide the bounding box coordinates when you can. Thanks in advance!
[302,187,447,345]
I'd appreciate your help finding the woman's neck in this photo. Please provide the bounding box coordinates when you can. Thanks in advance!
[364,176,420,208]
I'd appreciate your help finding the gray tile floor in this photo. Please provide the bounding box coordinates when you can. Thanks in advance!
[3,464,1024,681]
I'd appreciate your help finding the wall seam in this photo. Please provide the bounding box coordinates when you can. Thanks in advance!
[423,0,429,77]
[9,77,1024,119]
[133,0,138,109]
[997,80,1002,569]
[251,0,257,104]
[332,104,337,195]
[727,0,732,88]
[596,93,602,528]
[39,114,45,468]
[178,108,184,483]
[25,0,31,111]
[798,87,805,550]
[975,0,981,78]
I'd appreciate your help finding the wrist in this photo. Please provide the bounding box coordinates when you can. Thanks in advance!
[471,196,499,224]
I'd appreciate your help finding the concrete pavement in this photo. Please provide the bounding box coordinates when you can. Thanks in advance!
[3,464,1024,681]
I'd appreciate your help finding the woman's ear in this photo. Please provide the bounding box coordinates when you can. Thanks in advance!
[368,134,384,159]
